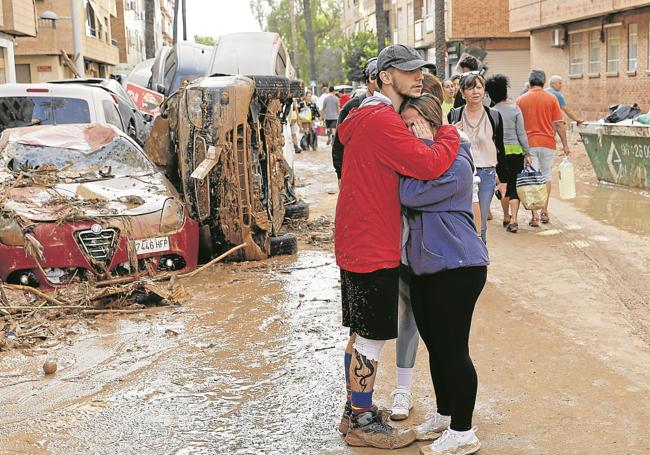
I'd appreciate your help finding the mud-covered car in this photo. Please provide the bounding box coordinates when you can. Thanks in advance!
[147,74,303,261]
[0,124,198,291]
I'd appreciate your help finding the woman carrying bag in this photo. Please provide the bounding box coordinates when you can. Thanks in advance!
[448,73,506,243]
[297,89,320,151]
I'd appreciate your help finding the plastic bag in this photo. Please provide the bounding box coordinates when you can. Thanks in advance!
[604,103,641,123]
[298,106,312,122]
[516,165,548,210]
[558,157,576,199]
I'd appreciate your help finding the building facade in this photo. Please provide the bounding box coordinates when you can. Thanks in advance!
[510,0,650,119]
[342,0,530,89]
[15,0,119,82]
[0,0,38,83]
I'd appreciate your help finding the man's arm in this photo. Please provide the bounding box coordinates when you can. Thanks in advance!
[562,105,584,124]
[554,120,570,156]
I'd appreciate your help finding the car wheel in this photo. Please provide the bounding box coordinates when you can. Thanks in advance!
[284,200,309,220]
[198,225,214,263]
[270,233,298,256]
[289,79,304,98]
[252,75,300,101]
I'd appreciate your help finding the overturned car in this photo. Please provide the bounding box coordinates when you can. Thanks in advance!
[0,124,198,290]
[148,74,303,261]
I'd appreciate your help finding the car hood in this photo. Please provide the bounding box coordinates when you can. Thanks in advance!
[4,174,173,222]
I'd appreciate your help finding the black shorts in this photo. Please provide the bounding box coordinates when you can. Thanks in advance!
[504,154,525,200]
[326,119,338,129]
[340,267,400,340]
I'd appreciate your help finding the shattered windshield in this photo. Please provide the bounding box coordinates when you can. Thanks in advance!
[3,137,155,180]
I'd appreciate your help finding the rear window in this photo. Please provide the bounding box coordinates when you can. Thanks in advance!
[0,96,91,132]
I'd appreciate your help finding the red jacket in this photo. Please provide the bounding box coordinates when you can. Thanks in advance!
[335,102,460,273]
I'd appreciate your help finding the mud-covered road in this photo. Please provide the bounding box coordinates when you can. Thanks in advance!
[1,134,649,454]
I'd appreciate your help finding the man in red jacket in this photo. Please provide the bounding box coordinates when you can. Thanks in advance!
[335,44,460,449]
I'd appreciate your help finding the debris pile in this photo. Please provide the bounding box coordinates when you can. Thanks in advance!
[286,215,333,247]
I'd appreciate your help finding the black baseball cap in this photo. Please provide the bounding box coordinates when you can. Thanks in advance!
[364,57,378,79]
[377,44,436,73]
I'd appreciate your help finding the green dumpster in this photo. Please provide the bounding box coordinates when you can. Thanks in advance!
[578,122,650,190]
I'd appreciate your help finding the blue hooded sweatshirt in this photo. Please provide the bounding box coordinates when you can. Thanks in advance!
[400,140,489,276]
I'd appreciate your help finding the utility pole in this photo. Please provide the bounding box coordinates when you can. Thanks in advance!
[289,0,300,77]
[71,0,84,76]
[172,0,179,44]
[181,0,187,41]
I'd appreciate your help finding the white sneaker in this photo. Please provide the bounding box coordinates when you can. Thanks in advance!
[389,388,413,421]
[415,413,451,440]
[420,427,481,455]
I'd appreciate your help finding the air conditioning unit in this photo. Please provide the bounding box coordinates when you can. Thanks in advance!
[551,28,565,48]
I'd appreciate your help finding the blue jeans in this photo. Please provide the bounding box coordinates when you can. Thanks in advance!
[477,167,497,243]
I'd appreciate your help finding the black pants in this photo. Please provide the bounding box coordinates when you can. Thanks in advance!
[409,266,487,431]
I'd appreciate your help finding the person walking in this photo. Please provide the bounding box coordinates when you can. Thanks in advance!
[321,86,339,146]
[546,75,584,125]
[448,73,506,243]
[297,89,320,151]
[336,44,459,449]
[400,93,489,455]
[332,58,378,183]
[485,74,531,233]
[516,69,570,226]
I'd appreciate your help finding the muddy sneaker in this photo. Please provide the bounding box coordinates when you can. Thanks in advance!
[338,402,352,435]
[389,388,413,421]
[415,413,451,440]
[345,408,416,449]
[420,427,480,455]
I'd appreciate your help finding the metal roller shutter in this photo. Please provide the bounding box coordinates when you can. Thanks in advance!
[482,50,531,100]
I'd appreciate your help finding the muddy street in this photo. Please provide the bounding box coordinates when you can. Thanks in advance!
[1,136,650,454]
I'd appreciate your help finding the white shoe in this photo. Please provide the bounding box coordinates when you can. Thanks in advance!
[389,388,413,421]
[420,427,481,455]
[415,413,451,440]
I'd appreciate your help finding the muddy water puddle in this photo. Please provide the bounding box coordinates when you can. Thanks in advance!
[0,250,351,454]
[567,180,650,236]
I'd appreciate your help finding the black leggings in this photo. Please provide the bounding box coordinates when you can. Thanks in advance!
[409,266,487,431]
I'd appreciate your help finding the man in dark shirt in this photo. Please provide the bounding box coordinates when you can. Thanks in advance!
[331,57,378,182]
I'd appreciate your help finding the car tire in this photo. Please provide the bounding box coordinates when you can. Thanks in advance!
[270,233,298,256]
[289,79,304,98]
[284,200,309,220]
[253,75,299,100]
[198,225,214,263]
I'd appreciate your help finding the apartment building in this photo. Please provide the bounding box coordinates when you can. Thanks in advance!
[14,0,119,82]
[160,0,172,46]
[0,0,38,83]
[510,1,650,119]
[342,0,530,90]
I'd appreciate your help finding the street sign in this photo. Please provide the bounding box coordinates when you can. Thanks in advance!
[125,82,165,116]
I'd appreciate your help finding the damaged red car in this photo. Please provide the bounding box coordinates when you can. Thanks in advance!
[0,123,198,291]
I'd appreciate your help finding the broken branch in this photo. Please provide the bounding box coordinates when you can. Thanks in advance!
[178,243,246,279]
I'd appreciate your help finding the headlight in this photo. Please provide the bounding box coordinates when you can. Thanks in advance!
[0,217,25,247]
[186,88,203,129]
[160,198,185,233]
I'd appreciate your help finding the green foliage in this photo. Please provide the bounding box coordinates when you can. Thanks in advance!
[194,34,216,46]
[261,0,345,85]
[342,31,378,83]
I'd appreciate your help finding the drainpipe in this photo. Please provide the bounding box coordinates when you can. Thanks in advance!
[71,0,85,76]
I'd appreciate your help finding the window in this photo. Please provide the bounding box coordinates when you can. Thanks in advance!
[407,2,413,25]
[628,23,638,71]
[102,100,123,130]
[86,3,97,37]
[588,30,600,73]
[606,27,620,72]
[569,33,584,74]
[397,8,403,31]
[427,0,433,15]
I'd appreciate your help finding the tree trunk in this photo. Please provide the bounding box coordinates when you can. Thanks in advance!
[302,0,317,83]
[181,0,187,41]
[172,0,179,44]
[289,0,300,77]
[145,0,156,58]
[375,0,386,51]
[434,0,446,78]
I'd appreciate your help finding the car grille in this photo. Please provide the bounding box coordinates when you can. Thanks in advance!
[76,228,118,269]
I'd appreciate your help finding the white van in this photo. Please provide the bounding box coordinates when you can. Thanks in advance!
[0,83,125,134]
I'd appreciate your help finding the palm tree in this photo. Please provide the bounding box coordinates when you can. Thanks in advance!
[302,0,317,82]
[375,0,386,51]
[434,0,446,77]
[145,0,156,58]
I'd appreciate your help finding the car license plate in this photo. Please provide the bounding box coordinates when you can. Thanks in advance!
[135,236,170,255]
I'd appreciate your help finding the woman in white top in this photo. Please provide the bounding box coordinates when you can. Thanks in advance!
[448,73,506,243]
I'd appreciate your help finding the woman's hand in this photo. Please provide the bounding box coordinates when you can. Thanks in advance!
[410,119,433,140]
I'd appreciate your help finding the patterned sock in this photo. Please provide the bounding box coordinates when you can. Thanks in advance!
[344,352,352,404]
[351,390,374,415]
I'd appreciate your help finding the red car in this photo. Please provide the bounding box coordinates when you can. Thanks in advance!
[0,123,198,291]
